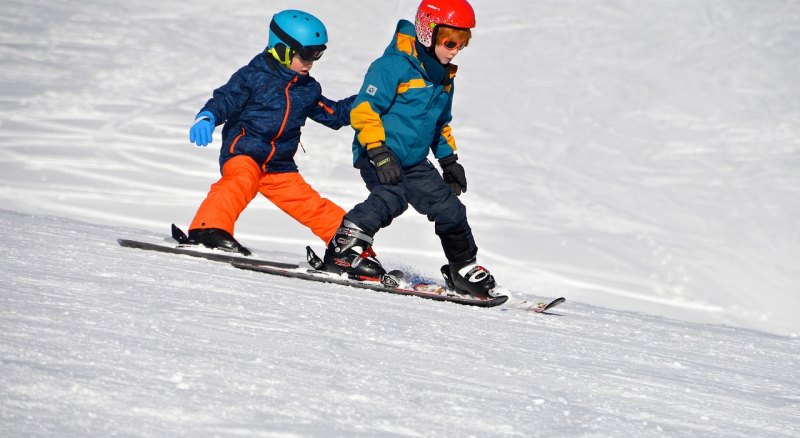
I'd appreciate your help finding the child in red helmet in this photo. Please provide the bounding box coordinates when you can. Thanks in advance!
[321,0,498,298]
[182,10,355,255]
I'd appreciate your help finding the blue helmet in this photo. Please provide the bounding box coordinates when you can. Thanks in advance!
[267,10,328,67]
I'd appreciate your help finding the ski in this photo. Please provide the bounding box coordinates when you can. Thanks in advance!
[504,296,567,314]
[118,226,563,311]
[117,224,297,269]
[117,238,297,269]
[117,233,505,307]
[229,257,510,308]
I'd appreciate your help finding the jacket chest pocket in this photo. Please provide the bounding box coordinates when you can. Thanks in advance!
[229,128,246,154]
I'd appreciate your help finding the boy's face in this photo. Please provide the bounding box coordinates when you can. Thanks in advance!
[433,40,466,65]
[289,54,313,75]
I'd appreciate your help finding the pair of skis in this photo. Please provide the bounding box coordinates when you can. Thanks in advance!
[117,226,565,313]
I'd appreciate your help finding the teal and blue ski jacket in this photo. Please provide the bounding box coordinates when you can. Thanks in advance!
[350,20,459,167]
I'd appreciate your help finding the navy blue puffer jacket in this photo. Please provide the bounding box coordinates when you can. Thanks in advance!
[201,53,355,173]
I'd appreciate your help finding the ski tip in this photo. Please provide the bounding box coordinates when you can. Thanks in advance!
[541,297,566,312]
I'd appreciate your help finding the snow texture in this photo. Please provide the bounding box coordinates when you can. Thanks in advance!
[1,0,799,436]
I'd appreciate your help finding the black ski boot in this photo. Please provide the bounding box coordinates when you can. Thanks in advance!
[441,259,496,298]
[185,228,251,256]
[323,221,386,278]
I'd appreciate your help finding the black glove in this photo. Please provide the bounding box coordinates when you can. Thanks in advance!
[367,145,403,185]
[439,154,467,196]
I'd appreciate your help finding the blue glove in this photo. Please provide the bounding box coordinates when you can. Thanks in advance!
[189,111,215,147]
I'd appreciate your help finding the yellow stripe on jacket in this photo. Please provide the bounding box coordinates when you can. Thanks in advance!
[351,101,385,148]
[397,78,428,94]
[441,124,457,151]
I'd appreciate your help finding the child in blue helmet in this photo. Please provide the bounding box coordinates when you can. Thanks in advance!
[183,10,355,255]
[321,0,497,298]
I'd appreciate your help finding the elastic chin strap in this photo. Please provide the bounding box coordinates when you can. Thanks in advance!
[267,44,293,68]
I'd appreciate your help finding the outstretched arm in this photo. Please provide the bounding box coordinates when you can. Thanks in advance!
[309,94,356,130]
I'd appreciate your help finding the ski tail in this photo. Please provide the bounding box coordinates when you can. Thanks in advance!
[171,224,188,243]
[306,246,325,269]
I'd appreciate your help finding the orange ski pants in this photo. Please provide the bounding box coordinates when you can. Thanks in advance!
[189,155,345,244]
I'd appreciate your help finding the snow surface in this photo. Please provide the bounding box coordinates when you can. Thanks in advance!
[1,0,799,436]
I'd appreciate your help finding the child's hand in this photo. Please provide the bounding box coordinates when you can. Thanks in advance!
[189,111,216,147]
[439,154,467,196]
[367,145,403,185]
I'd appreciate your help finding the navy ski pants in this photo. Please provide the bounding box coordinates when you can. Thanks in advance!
[345,154,478,264]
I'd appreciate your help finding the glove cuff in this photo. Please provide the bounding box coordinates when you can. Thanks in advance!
[366,144,389,159]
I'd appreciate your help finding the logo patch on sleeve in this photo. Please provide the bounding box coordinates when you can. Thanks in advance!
[366,85,378,96]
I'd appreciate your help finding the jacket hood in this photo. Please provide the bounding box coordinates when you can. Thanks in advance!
[382,20,424,70]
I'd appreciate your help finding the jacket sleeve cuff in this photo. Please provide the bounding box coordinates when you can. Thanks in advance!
[195,110,216,126]
[438,154,458,165]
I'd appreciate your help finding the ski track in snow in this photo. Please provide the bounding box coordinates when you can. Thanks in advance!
[1,210,799,437]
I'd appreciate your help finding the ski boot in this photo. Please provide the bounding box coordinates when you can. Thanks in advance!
[184,228,251,256]
[323,221,386,278]
[441,259,496,299]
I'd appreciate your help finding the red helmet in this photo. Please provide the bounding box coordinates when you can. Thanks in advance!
[414,0,476,48]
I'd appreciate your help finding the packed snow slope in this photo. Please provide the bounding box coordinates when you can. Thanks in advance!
[1,0,800,434]
[2,0,799,336]
[2,0,800,336]
[2,209,799,437]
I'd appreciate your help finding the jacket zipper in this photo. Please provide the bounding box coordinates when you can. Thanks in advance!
[263,76,298,171]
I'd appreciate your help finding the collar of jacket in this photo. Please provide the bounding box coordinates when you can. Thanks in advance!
[416,41,452,85]
[260,50,310,84]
